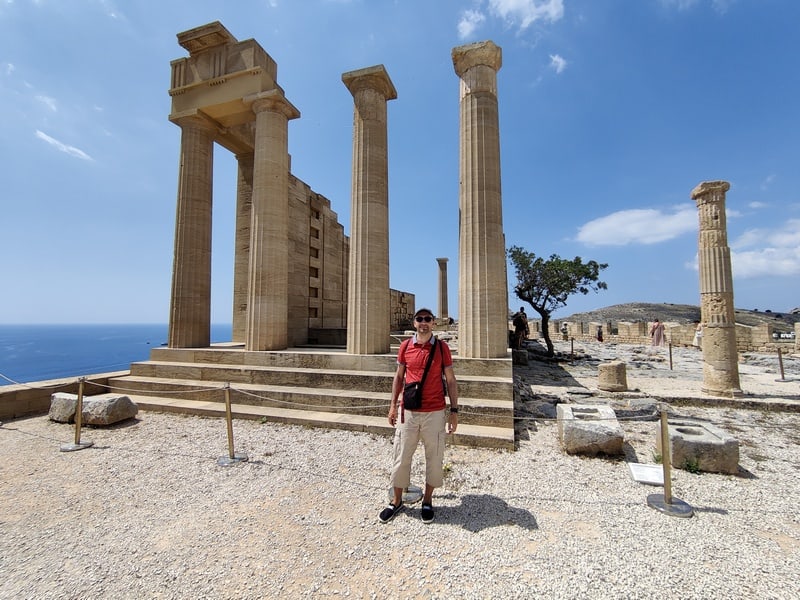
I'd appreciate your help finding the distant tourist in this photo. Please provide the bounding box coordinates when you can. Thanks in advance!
[596,325,603,343]
[512,307,529,349]
[650,319,666,346]
[693,321,704,349]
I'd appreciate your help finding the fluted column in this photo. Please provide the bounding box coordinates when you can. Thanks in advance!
[691,180,742,396]
[244,91,300,351]
[168,113,215,348]
[453,41,507,358]
[436,257,449,321]
[342,65,397,355]
[231,152,253,343]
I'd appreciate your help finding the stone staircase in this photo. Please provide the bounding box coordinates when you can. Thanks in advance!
[108,345,515,450]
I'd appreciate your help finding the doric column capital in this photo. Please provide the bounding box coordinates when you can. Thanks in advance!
[691,180,730,203]
[437,257,449,266]
[452,40,502,77]
[342,65,397,101]
[244,90,300,120]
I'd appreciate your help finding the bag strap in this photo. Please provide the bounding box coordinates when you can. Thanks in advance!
[416,336,438,386]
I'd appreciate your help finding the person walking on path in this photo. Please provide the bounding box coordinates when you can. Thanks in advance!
[650,319,666,347]
[380,308,459,525]
[692,321,704,349]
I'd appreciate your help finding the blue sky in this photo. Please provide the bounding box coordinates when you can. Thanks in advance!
[1,0,798,325]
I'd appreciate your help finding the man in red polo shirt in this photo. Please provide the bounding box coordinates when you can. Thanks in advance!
[379,308,459,524]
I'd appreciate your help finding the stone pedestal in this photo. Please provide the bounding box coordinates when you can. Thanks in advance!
[556,404,624,456]
[657,419,739,474]
[342,65,397,355]
[691,181,742,397]
[598,361,627,392]
[453,41,508,359]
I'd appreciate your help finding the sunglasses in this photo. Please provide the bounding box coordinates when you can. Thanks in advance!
[415,316,433,323]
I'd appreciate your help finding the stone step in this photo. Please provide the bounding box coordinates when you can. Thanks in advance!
[125,394,515,450]
[147,346,513,378]
[128,361,513,400]
[110,375,514,428]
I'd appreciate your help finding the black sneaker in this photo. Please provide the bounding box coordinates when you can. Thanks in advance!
[379,502,403,524]
[420,503,434,524]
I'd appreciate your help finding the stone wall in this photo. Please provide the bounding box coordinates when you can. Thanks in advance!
[532,320,797,353]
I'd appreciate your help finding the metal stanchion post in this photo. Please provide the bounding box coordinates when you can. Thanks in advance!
[776,348,788,382]
[217,383,248,466]
[60,377,93,452]
[570,337,574,359]
[668,343,673,370]
[647,407,693,518]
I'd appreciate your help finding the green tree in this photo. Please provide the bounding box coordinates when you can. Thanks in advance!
[507,246,608,357]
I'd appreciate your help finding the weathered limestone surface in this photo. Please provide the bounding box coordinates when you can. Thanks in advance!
[453,41,508,359]
[598,360,628,392]
[437,257,449,322]
[244,91,300,351]
[657,418,739,474]
[49,393,138,425]
[342,65,396,355]
[692,181,742,397]
[557,404,624,456]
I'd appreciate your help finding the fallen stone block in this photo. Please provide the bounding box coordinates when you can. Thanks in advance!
[598,360,627,392]
[49,392,138,425]
[557,403,624,456]
[657,419,739,475]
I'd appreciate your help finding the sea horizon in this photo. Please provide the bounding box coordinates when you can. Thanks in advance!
[0,323,233,387]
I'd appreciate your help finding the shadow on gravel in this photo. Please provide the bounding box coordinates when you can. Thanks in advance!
[430,493,538,532]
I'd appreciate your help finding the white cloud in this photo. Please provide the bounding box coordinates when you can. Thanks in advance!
[35,130,93,161]
[4,62,14,76]
[760,174,776,190]
[576,206,696,246]
[458,9,486,39]
[35,94,57,112]
[748,201,768,209]
[659,0,735,14]
[549,53,567,73]
[489,0,564,30]
[690,219,800,278]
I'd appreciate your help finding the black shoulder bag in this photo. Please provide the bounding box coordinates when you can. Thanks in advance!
[402,337,439,411]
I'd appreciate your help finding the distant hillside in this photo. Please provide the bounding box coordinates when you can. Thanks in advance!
[562,302,800,329]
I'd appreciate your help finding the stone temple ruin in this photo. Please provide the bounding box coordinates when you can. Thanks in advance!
[96,22,516,450]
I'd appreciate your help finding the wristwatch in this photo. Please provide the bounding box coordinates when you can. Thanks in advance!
[449,407,459,414]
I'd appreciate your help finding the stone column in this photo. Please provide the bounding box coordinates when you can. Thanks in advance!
[244,91,300,351]
[342,65,397,355]
[436,258,449,322]
[452,41,508,359]
[167,113,215,348]
[231,152,253,344]
[691,180,742,396]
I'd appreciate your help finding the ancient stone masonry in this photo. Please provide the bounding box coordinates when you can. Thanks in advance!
[453,41,508,359]
[692,181,742,397]
[342,65,396,355]
[167,22,353,350]
[437,258,449,322]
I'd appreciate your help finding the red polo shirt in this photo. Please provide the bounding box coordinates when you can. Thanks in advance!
[397,335,453,412]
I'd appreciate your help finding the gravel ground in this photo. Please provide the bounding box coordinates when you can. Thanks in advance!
[1,343,799,599]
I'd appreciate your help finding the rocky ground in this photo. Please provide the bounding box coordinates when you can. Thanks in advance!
[1,340,798,599]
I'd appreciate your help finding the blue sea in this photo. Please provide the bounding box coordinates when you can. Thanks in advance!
[0,324,232,386]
